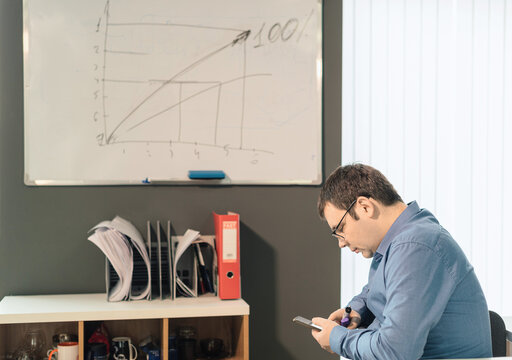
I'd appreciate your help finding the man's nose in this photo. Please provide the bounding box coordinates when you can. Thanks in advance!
[338,238,347,248]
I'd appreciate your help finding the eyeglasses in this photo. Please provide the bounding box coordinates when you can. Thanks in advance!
[331,199,357,239]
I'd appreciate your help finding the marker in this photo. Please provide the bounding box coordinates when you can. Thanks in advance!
[340,306,352,327]
[188,170,226,180]
[142,177,151,184]
[195,244,214,293]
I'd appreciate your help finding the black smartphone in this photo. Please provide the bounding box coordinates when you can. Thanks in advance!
[292,316,323,331]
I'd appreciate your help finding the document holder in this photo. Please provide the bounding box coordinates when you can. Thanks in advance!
[102,219,217,301]
[172,234,217,299]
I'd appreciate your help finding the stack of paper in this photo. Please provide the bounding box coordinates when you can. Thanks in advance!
[88,216,151,302]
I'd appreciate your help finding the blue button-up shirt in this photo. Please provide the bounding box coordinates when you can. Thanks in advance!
[330,201,492,359]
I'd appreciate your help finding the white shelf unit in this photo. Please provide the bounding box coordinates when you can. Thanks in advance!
[0,293,250,360]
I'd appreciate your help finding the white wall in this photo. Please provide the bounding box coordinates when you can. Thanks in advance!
[342,0,512,317]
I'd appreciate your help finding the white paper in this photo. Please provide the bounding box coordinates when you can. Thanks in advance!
[88,228,133,301]
[88,216,151,301]
[110,216,152,300]
[174,229,200,265]
[174,229,200,297]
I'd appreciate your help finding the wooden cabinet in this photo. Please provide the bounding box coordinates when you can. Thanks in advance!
[0,294,249,360]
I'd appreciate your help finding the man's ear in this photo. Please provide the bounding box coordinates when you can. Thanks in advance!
[356,196,377,218]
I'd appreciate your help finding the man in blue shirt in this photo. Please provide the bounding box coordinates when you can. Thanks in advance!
[312,164,492,359]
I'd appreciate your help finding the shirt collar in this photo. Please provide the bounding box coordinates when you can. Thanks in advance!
[375,201,420,256]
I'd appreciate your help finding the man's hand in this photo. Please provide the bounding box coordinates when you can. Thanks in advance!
[328,308,361,329]
[310,317,339,353]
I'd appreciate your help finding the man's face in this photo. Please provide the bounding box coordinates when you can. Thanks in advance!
[324,201,377,258]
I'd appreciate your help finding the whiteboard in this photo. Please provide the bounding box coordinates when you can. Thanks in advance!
[23,0,322,185]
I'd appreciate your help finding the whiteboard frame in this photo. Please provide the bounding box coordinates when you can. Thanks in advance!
[23,0,323,186]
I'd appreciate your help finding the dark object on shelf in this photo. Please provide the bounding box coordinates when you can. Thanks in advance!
[177,327,196,360]
[139,336,160,360]
[87,323,110,355]
[199,338,227,359]
[86,343,108,360]
[52,334,78,349]
[168,335,178,360]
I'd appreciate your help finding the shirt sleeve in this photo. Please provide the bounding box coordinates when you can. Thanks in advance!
[330,241,456,360]
[348,284,373,325]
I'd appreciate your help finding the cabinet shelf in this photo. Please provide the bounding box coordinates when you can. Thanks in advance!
[0,294,249,360]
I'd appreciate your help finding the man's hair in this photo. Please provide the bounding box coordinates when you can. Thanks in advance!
[318,163,403,219]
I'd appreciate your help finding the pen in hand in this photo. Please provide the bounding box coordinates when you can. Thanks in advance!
[340,306,352,327]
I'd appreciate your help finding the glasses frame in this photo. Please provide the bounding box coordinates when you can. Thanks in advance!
[331,199,357,239]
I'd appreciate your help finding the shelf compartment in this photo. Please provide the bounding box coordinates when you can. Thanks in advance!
[83,318,161,358]
[168,315,248,360]
[0,321,78,360]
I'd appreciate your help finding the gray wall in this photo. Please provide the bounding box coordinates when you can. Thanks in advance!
[0,1,342,359]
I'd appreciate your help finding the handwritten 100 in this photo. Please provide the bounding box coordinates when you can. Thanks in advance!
[252,11,314,48]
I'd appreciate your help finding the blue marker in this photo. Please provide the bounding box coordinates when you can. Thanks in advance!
[142,177,151,184]
[188,170,226,180]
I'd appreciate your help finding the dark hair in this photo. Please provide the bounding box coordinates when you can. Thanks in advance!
[318,164,403,219]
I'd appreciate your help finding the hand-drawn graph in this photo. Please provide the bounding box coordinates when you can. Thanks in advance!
[24,0,322,184]
[97,1,272,155]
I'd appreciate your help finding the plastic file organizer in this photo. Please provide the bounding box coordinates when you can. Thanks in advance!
[101,219,217,301]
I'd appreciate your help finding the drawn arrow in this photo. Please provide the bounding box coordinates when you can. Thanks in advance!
[232,30,251,46]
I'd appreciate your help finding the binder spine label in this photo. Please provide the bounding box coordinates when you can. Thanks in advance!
[222,221,238,262]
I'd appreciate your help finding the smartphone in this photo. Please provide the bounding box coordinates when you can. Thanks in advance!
[292,316,323,331]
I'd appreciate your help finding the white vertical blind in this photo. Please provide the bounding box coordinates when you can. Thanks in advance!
[341,0,512,317]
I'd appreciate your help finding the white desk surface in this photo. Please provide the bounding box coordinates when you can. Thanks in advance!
[0,293,249,324]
